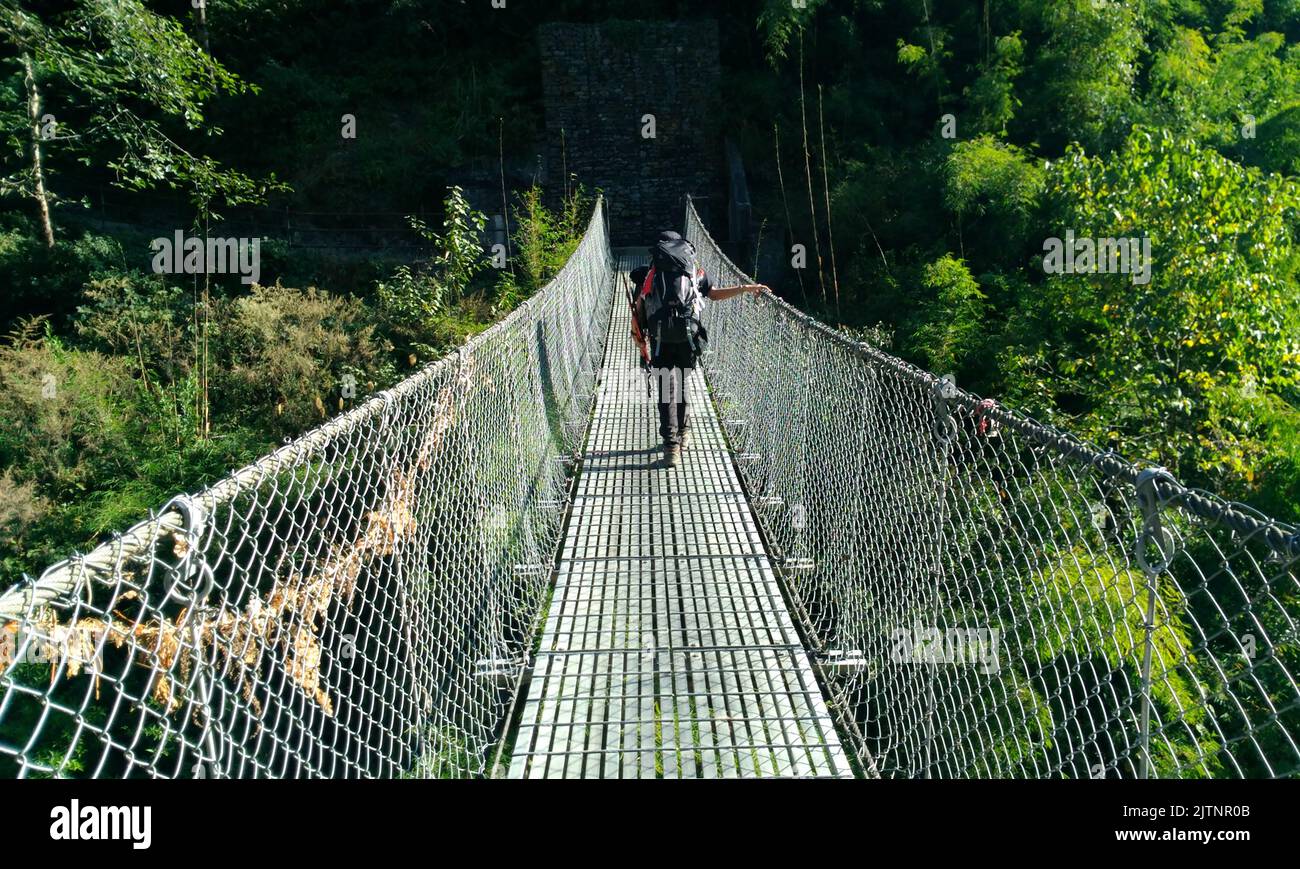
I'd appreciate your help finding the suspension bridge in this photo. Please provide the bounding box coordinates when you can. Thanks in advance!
[0,197,1296,779]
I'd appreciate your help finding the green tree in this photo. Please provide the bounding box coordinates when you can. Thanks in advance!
[0,0,274,246]
[1018,0,1144,153]
[756,0,827,67]
[964,32,1025,137]
[377,186,489,362]
[944,135,1046,264]
[908,254,986,376]
[1149,18,1300,150]
[1016,127,1300,491]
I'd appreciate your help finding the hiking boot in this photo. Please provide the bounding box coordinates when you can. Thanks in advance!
[663,443,680,468]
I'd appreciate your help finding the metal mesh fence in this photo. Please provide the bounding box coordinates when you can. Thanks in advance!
[0,200,615,779]
[687,198,1300,779]
[5,189,1296,781]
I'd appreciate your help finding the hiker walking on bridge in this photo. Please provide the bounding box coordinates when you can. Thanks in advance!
[630,231,765,467]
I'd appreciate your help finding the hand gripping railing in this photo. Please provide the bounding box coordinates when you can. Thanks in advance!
[0,199,616,778]
[686,197,1300,779]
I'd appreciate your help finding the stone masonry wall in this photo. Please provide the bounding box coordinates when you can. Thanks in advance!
[538,21,722,246]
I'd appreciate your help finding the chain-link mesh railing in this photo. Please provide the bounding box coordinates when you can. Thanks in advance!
[687,198,1300,779]
[7,188,1295,781]
[0,200,615,779]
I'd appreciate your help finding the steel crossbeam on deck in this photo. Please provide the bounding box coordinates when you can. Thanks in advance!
[507,259,851,779]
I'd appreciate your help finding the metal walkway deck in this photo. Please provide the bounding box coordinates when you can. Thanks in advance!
[507,259,851,778]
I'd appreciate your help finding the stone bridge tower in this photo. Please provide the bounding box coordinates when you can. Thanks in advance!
[538,21,723,246]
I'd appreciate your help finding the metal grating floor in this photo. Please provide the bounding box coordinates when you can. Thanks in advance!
[507,259,851,778]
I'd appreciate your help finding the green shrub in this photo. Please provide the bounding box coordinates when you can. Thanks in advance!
[0,224,130,334]
[214,283,395,437]
[0,319,262,577]
[513,183,590,293]
[377,187,489,362]
[906,255,986,377]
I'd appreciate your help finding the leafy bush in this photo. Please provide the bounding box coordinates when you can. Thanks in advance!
[375,183,590,364]
[214,283,395,437]
[0,224,130,333]
[377,187,489,361]
[75,273,191,382]
[0,319,262,577]
[512,183,590,293]
[907,255,986,377]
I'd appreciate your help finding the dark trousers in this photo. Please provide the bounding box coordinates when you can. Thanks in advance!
[653,343,696,446]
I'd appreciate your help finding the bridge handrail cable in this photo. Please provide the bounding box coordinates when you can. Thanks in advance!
[686,195,1300,779]
[0,197,616,778]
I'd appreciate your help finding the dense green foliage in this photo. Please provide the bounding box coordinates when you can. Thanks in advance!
[741,0,1300,779]
[737,0,1300,516]
[0,179,583,580]
[0,0,1295,626]
[0,0,1297,778]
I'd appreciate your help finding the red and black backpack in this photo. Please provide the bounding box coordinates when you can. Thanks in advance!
[640,233,706,355]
